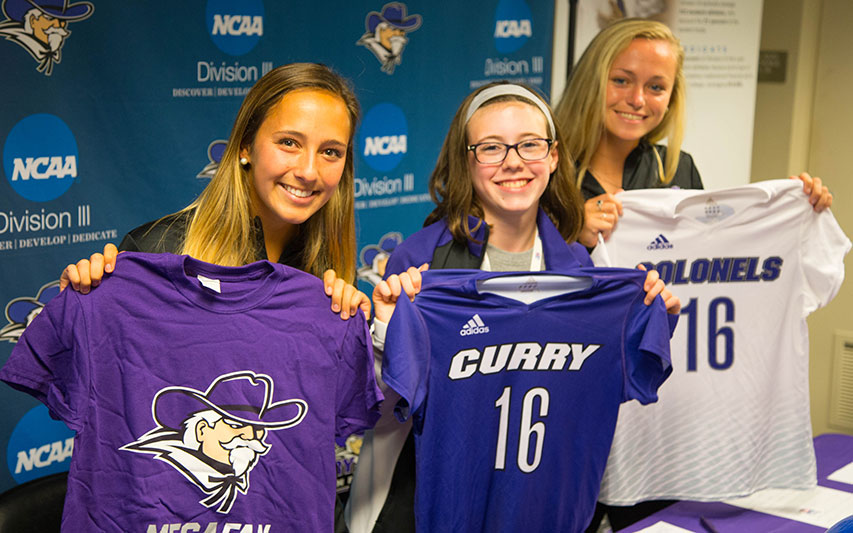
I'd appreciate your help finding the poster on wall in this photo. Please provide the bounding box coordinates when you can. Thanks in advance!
[572,0,764,189]
[351,0,554,294]
[0,0,554,495]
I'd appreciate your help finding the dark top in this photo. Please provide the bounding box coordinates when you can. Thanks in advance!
[118,209,306,269]
[580,141,704,201]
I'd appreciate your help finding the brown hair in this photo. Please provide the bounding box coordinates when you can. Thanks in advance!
[425,81,584,245]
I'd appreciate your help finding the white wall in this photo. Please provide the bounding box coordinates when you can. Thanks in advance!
[752,0,853,436]
[803,0,853,436]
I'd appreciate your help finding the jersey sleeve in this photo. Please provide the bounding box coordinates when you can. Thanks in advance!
[383,244,424,278]
[568,242,594,267]
[0,290,90,431]
[335,313,383,440]
[800,207,851,314]
[381,295,430,429]
[622,293,673,404]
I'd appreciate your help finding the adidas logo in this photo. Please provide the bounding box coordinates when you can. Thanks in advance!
[646,234,674,250]
[460,314,490,336]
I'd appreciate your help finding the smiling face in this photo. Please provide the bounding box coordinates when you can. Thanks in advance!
[378,24,406,51]
[466,101,558,225]
[196,417,265,467]
[29,11,67,49]
[603,38,677,148]
[242,89,350,238]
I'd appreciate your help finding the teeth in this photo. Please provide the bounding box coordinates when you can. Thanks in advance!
[283,184,312,198]
[618,112,643,120]
[498,179,529,189]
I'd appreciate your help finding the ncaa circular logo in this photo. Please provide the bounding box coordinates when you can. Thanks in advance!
[358,103,408,172]
[3,114,79,202]
[206,0,264,56]
[6,405,75,484]
[494,0,533,54]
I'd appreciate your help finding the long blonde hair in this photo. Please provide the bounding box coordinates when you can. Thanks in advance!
[178,63,360,282]
[425,81,584,245]
[555,19,686,186]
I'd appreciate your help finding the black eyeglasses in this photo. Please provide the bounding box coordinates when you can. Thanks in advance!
[466,138,554,164]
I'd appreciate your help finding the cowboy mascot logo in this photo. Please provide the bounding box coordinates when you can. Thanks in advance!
[0,281,60,343]
[122,371,307,514]
[356,232,403,287]
[357,2,421,75]
[196,140,227,180]
[0,0,94,76]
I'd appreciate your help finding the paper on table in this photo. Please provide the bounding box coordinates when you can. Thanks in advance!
[828,461,853,485]
[633,521,697,533]
[723,486,853,528]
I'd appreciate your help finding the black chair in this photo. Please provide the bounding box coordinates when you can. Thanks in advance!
[0,472,67,532]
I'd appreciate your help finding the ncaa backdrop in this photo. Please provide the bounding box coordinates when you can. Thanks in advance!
[0,0,555,492]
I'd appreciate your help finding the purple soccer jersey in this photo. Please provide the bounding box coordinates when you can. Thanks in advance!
[382,268,672,533]
[1,253,382,532]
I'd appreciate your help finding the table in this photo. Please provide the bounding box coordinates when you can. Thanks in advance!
[621,433,853,532]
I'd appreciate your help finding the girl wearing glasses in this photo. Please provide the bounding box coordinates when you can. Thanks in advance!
[346,81,679,533]
[378,82,590,276]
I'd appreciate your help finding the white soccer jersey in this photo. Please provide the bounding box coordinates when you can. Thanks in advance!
[591,179,850,504]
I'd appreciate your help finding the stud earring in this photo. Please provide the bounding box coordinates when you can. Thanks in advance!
[239,157,250,168]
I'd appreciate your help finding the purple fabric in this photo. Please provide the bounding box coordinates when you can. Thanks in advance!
[383,268,672,532]
[621,501,826,533]
[384,209,593,276]
[1,252,382,532]
[815,433,853,490]
[620,434,853,533]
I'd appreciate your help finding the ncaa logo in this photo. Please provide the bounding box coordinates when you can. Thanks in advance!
[206,0,264,56]
[358,103,408,172]
[493,0,533,53]
[3,114,79,202]
[7,405,74,484]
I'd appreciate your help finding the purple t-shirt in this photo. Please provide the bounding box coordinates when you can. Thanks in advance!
[1,252,382,532]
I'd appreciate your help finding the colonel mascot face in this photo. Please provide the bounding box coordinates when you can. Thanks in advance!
[185,410,269,477]
[121,372,307,514]
[0,0,95,75]
[356,2,422,74]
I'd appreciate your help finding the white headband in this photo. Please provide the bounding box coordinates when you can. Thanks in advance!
[463,84,556,139]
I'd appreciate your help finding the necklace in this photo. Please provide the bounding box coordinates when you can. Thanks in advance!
[589,167,622,192]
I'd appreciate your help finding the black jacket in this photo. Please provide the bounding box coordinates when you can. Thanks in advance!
[119,210,305,268]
